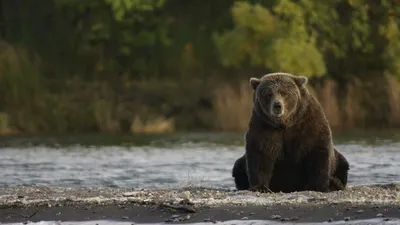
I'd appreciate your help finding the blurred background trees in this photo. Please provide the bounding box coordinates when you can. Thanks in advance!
[0,0,399,135]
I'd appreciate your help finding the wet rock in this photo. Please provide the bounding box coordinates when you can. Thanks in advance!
[376,213,384,217]
[356,209,364,214]
[123,192,138,197]
[280,217,290,221]
[270,214,282,220]
[180,191,191,200]
[241,217,248,220]
[183,214,191,221]
[344,217,351,221]
[328,218,333,222]
[165,214,186,223]
[121,216,129,219]
[290,216,299,221]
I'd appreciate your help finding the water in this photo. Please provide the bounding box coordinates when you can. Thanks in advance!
[3,218,400,225]
[1,131,400,189]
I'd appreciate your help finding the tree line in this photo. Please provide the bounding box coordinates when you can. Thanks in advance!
[0,0,399,134]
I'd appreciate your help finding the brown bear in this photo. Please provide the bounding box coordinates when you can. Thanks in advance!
[232,72,350,193]
[232,148,350,191]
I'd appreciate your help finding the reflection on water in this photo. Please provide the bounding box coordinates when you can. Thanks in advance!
[0,131,400,189]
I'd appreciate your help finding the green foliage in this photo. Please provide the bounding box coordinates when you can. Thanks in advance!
[213,2,277,68]
[214,0,326,77]
[105,0,166,21]
[0,42,46,133]
[382,17,400,77]
[266,0,326,76]
[53,0,171,75]
[0,0,400,133]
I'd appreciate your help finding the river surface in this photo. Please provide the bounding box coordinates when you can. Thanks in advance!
[0,130,400,189]
[3,219,400,225]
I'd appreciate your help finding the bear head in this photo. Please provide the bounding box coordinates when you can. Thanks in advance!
[249,72,308,128]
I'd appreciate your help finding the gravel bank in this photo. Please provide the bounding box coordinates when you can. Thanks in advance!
[1,183,399,208]
[0,183,399,224]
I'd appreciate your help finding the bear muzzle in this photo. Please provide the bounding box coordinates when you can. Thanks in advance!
[270,99,284,118]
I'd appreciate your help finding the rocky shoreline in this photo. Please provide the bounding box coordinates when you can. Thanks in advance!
[1,183,400,224]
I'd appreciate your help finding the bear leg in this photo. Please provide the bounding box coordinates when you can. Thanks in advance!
[335,149,349,186]
[329,149,350,191]
[232,154,249,190]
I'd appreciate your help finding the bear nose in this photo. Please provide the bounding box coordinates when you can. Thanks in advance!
[273,102,282,112]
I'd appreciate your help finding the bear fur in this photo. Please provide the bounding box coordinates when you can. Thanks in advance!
[232,72,350,193]
[232,148,350,191]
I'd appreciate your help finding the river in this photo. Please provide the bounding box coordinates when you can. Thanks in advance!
[1,130,399,189]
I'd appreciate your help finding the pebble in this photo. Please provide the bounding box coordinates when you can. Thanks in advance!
[121,216,129,219]
[241,217,248,220]
[270,214,282,220]
[280,217,290,221]
[328,218,333,222]
[123,192,138,197]
[356,209,364,214]
[376,213,384,217]
[344,217,351,221]
[170,215,180,219]
[290,216,299,221]
[165,214,191,223]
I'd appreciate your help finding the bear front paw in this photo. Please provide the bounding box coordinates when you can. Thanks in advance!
[249,184,272,193]
[328,177,345,191]
[315,181,330,193]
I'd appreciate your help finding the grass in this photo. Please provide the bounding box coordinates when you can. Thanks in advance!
[0,42,399,135]
[211,75,400,132]
[131,114,175,134]
[386,74,400,126]
[212,81,253,131]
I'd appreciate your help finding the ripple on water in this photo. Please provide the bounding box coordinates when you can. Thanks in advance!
[0,140,399,188]
[3,219,400,225]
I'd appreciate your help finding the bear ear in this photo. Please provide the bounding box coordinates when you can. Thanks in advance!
[293,76,308,87]
[249,77,261,90]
